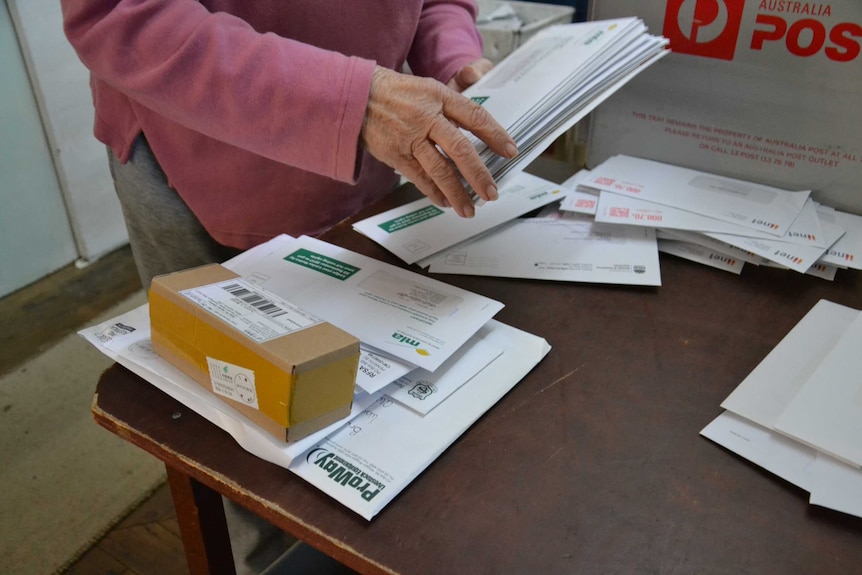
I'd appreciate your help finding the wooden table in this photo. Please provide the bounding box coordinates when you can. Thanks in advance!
[93,187,862,574]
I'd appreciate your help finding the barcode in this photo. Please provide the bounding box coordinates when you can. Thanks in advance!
[222,283,287,318]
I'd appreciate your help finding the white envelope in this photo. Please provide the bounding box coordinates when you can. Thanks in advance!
[596,193,831,248]
[701,411,818,491]
[721,299,859,428]
[426,212,661,286]
[657,229,766,266]
[384,333,503,416]
[352,172,564,265]
[657,238,745,275]
[580,154,810,236]
[774,309,862,468]
[461,19,668,196]
[701,412,862,519]
[704,224,842,274]
[232,235,503,372]
[817,207,862,270]
[559,189,599,215]
[289,319,550,520]
[355,345,416,395]
[808,454,862,518]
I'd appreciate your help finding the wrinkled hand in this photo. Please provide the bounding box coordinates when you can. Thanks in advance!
[360,65,517,218]
[447,58,494,93]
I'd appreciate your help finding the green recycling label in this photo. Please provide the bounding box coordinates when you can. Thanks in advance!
[284,249,360,281]
[378,205,444,233]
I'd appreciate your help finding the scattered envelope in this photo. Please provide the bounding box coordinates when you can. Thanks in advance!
[774,310,862,468]
[384,335,503,416]
[701,411,862,518]
[559,169,599,215]
[657,228,766,265]
[425,212,661,286]
[580,154,811,237]
[232,235,503,372]
[720,299,859,428]
[658,238,744,274]
[817,207,862,270]
[704,299,862,519]
[352,172,564,265]
[355,345,416,395]
[289,319,550,520]
[808,454,862,518]
[701,411,818,492]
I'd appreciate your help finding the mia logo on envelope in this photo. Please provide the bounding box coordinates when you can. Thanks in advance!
[663,0,745,60]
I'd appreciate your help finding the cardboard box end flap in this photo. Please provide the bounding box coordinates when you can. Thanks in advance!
[149,263,359,443]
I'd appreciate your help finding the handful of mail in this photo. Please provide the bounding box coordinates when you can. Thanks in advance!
[80,235,550,520]
[460,16,669,200]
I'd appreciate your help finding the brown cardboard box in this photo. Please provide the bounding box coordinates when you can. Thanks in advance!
[149,264,359,442]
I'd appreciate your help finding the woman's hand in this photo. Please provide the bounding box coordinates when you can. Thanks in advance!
[360,65,516,218]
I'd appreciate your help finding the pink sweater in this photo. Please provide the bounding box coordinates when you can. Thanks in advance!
[61,0,483,249]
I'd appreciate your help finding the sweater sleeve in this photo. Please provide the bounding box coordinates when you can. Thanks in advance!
[407,0,484,84]
[60,0,375,182]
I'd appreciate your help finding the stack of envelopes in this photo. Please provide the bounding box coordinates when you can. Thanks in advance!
[461,17,669,200]
[570,154,862,279]
[80,234,551,521]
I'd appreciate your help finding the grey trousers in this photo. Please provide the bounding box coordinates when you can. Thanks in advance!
[107,134,242,290]
[107,135,293,574]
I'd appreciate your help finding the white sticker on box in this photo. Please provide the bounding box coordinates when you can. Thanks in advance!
[206,357,259,409]
[181,278,321,343]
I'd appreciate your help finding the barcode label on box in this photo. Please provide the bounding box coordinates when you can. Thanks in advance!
[181,278,321,343]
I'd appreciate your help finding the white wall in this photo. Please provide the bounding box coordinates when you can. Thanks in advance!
[8,0,128,264]
[0,0,77,298]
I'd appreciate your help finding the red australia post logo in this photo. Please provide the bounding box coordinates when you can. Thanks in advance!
[663,0,746,60]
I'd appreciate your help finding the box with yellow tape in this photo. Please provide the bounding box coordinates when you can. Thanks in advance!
[149,263,359,442]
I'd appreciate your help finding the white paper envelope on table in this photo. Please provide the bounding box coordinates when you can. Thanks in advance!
[355,345,417,395]
[560,190,599,215]
[79,305,376,466]
[580,154,811,237]
[721,299,859,429]
[657,238,745,275]
[384,334,503,416]
[774,310,862,468]
[701,412,862,519]
[352,172,564,265]
[658,228,766,266]
[808,454,862,518]
[232,235,503,372]
[596,193,832,248]
[817,207,862,270]
[289,319,551,520]
[426,212,661,286]
[704,225,840,274]
[804,262,840,281]
[701,411,818,491]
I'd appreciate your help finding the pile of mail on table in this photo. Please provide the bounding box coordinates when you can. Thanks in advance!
[81,235,551,520]
[701,300,862,519]
[574,155,862,280]
[355,154,862,287]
